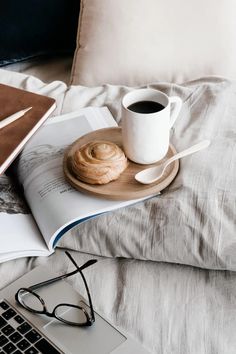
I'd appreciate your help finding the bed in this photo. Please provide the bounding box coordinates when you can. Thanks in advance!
[1,57,236,354]
[1,1,236,353]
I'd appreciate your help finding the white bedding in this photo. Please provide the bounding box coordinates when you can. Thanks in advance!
[1,63,236,354]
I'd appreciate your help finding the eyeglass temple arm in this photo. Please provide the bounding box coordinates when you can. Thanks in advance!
[28,269,79,292]
[65,251,97,271]
[28,253,97,292]
[65,252,96,322]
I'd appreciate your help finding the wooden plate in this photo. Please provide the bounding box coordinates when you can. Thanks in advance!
[63,127,179,200]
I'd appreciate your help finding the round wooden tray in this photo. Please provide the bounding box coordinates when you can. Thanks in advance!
[63,127,179,200]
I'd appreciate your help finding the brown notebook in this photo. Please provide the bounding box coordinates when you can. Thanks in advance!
[0,83,56,175]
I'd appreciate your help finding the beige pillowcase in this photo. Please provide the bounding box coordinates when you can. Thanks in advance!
[71,0,236,87]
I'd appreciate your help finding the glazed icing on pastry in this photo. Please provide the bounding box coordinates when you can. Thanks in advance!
[71,140,128,184]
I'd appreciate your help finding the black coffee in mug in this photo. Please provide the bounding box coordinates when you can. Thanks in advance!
[127,100,165,114]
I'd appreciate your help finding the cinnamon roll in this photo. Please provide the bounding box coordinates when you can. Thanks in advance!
[71,140,128,184]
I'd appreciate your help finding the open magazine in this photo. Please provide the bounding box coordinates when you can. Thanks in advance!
[1,107,149,263]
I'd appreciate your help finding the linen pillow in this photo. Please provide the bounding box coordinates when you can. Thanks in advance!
[71,0,236,86]
[0,0,80,66]
[60,77,236,272]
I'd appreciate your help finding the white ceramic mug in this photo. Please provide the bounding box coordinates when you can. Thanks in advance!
[121,88,182,164]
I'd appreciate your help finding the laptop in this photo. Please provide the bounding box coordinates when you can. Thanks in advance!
[0,264,149,354]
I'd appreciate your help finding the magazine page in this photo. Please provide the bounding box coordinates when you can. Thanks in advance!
[0,174,51,263]
[16,107,144,250]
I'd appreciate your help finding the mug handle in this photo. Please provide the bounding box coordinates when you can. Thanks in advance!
[169,96,182,128]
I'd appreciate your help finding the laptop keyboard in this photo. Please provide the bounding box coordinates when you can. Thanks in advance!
[0,300,62,354]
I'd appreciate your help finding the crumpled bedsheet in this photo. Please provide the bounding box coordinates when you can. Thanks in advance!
[1,68,236,353]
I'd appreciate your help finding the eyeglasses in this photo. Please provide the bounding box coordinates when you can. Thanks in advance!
[15,251,97,327]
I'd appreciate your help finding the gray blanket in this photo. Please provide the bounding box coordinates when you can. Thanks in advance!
[60,77,236,271]
[1,69,236,354]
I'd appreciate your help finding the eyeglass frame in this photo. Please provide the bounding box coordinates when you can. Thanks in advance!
[15,251,97,327]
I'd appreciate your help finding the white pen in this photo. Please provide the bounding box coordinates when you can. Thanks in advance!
[0,107,32,129]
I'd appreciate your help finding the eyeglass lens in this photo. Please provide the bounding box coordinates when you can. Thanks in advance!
[18,289,44,312]
[55,305,89,325]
